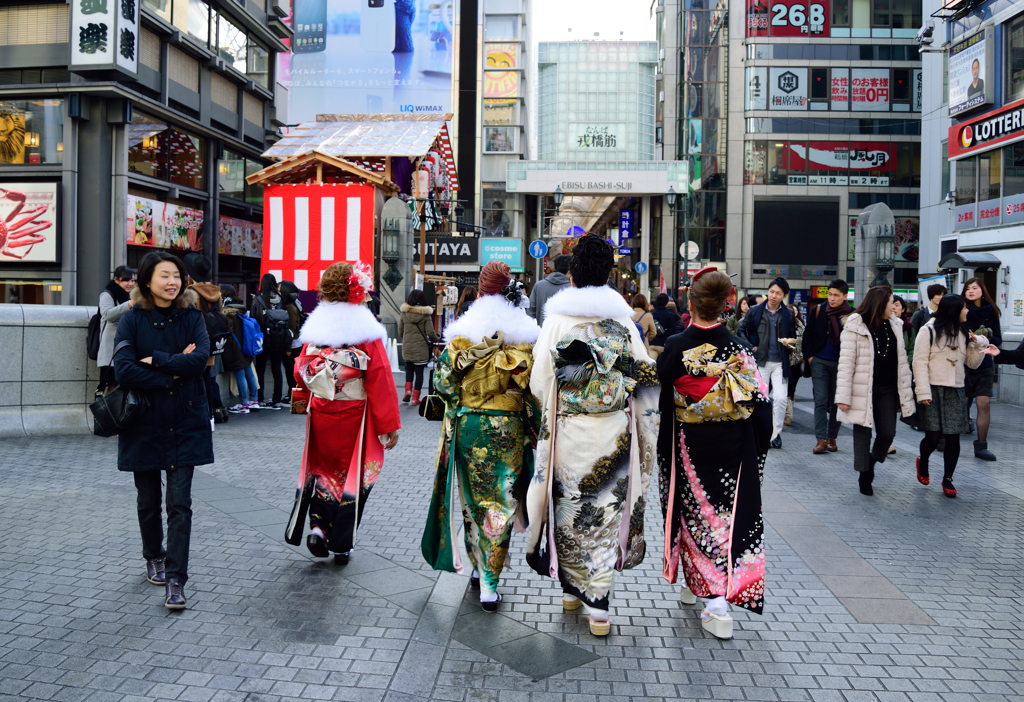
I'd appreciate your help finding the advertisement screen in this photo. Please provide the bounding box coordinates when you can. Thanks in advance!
[285,0,454,123]
[0,182,58,263]
[753,199,839,267]
[218,216,264,258]
[127,196,205,252]
[949,30,991,117]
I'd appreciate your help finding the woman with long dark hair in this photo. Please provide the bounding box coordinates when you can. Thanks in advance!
[960,277,1001,460]
[912,295,989,497]
[399,289,438,404]
[455,286,477,318]
[657,268,772,639]
[251,273,287,409]
[726,295,757,335]
[834,286,915,496]
[113,251,212,610]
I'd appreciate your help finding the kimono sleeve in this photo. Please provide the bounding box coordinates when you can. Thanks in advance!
[362,338,401,435]
[432,346,461,407]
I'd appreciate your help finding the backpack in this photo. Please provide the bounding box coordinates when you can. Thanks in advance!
[239,313,264,357]
[87,308,101,361]
[264,308,292,352]
[204,309,232,356]
[635,311,651,341]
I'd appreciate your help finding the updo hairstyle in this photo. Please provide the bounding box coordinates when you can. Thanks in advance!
[318,262,352,303]
[688,270,732,322]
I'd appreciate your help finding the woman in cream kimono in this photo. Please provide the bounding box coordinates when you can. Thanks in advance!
[525,236,660,636]
[421,261,540,612]
[285,262,401,564]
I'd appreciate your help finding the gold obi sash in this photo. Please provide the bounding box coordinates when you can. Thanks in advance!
[448,333,533,412]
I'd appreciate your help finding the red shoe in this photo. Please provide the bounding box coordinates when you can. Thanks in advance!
[942,479,957,498]
[916,457,929,485]
[402,382,412,403]
[411,389,421,405]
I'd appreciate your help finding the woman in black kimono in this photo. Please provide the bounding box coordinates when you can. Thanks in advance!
[657,268,773,640]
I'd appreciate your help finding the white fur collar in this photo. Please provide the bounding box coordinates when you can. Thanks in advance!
[442,294,540,345]
[543,285,634,320]
[299,301,386,347]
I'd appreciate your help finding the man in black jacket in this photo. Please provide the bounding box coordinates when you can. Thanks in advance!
[802,279,852,454]
[911,283,946,338]
[738,277,796,449]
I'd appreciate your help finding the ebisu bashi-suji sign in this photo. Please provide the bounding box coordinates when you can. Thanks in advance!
[947,95,1024,160]
[70,0,139,75]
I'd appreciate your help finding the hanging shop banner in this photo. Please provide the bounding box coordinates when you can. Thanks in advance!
[479,238,523,273]
[745,67,768,110]
[850,69,890,111]
[949,28,994,117]
[619,209,633,246]
[285,0,453,123]
[913,69,923,112]
[769,67,808,110]
[127,195,204,252]
[0,182,59,263]
[830,68,849,110]
[262,182,375,291]
[218,216,263,258]
[69,0,139,75]
[748,0,828,37]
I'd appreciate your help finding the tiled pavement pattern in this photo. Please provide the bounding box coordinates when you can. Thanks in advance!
[1,381,1022,702]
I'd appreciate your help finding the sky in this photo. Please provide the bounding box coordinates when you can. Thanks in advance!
[530,0,659,44]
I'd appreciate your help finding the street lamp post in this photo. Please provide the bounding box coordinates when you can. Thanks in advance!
[870,223,896,288]
[666,186,690,293]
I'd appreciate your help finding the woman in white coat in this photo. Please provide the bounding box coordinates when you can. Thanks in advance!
[835,286,915,496]
[96,265,136,396]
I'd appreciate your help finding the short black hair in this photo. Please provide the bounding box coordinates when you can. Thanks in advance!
[927,283,948,300]
[654,293,669,307]
[136,251,186,306]
[569,236,615,288]
[827,278,849,295]
[768,276,790,295]
[553,255,571,274]
[113,265,136,281]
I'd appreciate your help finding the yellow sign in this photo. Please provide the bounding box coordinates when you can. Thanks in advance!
[484,44,518,104]
[0,110,26,164]
[810,286,829,298]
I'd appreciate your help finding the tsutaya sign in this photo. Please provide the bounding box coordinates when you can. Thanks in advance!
[506,161,688,195]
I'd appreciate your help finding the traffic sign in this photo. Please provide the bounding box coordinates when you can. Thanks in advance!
[678,241,700,260]
[528,240,549,259]
[635,261,648,275]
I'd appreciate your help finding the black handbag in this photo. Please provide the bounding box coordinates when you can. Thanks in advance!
[418,368,445,421]
[90,386,150,437]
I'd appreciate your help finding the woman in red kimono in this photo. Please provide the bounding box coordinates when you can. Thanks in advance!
[285,261,401,564]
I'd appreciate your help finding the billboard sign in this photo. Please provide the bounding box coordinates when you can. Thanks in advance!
[0,182,59,263]
[619,209,633,245]
[949,28,994,117]
[479,238,523,273]
[770,68,808,110]
[747,0,828,37]
[850,69,890,111]
[218,216,264,258]
[286,0,454,123]
[745,67,768,110]
[70,0,138,74]
[127,195,204,252]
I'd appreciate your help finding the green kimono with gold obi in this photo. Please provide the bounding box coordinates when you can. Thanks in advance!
[421,332,540,593]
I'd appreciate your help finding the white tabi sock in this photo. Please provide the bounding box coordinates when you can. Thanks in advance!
[705,596,729,617]
[310,527,326,539]
[480,592,498,603]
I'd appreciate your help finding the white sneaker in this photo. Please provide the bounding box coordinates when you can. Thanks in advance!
[246,402,261,412]
[227,404,249,414]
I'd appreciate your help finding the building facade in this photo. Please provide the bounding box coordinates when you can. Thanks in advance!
[0,0,289,305]
[928,0,1024,404]
[658,0,925,305]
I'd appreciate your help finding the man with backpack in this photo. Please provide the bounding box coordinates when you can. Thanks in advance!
[801,279,853,454]
[250,273,289,409]
[738,276,797,449]
[183,254,230,424]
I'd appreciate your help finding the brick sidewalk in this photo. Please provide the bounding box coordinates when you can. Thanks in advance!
[0,380,1021,702]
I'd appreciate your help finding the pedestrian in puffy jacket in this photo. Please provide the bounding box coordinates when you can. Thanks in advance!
[113,251,213,612]
[399,289,438,404]
[220,285,258,413]
[251,273,287,409]
[527,255,571,324]
[96,265,136,395]
[182,253,226,424]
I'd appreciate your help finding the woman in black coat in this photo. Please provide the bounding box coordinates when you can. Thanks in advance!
[113,251,213,611]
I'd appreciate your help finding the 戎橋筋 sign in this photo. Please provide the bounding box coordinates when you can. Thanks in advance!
[70,0,139,75]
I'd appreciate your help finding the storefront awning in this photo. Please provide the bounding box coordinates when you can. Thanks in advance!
[938,252,1002,270]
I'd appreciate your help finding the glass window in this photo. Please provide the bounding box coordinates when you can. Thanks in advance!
[811,68,829,100]
[186,0,209,45]
[744,140,766,184]
[873,0,889,27]
[955,156,977,206]
[0,280,62,305]
[218,14,247,73]
[1004,143,1024,197]
[143,0,172,22]
[128,112,207,190]
[979,149,1001,202]
[941,142,950,196]
[0,99,64,165]
[247,39,270,89]
[484,127,516,153]
[245,160,263,205]
[833,0,851,26]
[219,149,246,200]
[893,68,911,102]
[1007,15,1024,103]
[890,0,920,29]
[482,188,514,237]
[767,141,788,185]
[484,16,517,40]
[483,99,518,125]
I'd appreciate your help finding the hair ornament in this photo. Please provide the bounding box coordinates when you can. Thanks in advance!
[347,261,373,305]
[501,280,527,308]
[691,266,718,282]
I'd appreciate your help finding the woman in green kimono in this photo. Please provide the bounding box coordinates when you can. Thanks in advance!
[421,261,540,612]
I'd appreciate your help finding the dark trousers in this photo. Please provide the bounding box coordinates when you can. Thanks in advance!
[853,385,899,473]
[133,467,194,584]
[202,367,222,412]
[811,357,841,440]
[285,347,301,392]
[254,349,285,403]
[97,366,116,393]
[405,361,426,391]
[787,363,801,399]
[921,432,961,481]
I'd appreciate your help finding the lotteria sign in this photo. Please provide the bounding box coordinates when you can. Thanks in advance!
[948,96,1024,159]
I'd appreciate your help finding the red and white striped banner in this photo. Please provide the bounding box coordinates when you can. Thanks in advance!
[261,183,375,291]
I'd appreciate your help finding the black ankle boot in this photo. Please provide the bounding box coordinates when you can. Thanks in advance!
[858,467,874,496]
[974,440,996,461]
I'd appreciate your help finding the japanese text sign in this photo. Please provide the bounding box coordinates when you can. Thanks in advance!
[70,0,138,74]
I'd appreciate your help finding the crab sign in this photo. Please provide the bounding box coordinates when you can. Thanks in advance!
[0,188,52,260]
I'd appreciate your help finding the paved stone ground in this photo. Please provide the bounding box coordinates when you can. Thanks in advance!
[1,379,1022,702]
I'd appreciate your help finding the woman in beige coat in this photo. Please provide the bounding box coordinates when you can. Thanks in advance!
[835,286,915,497]
[912,294,987,498]
[631,294,657,355]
